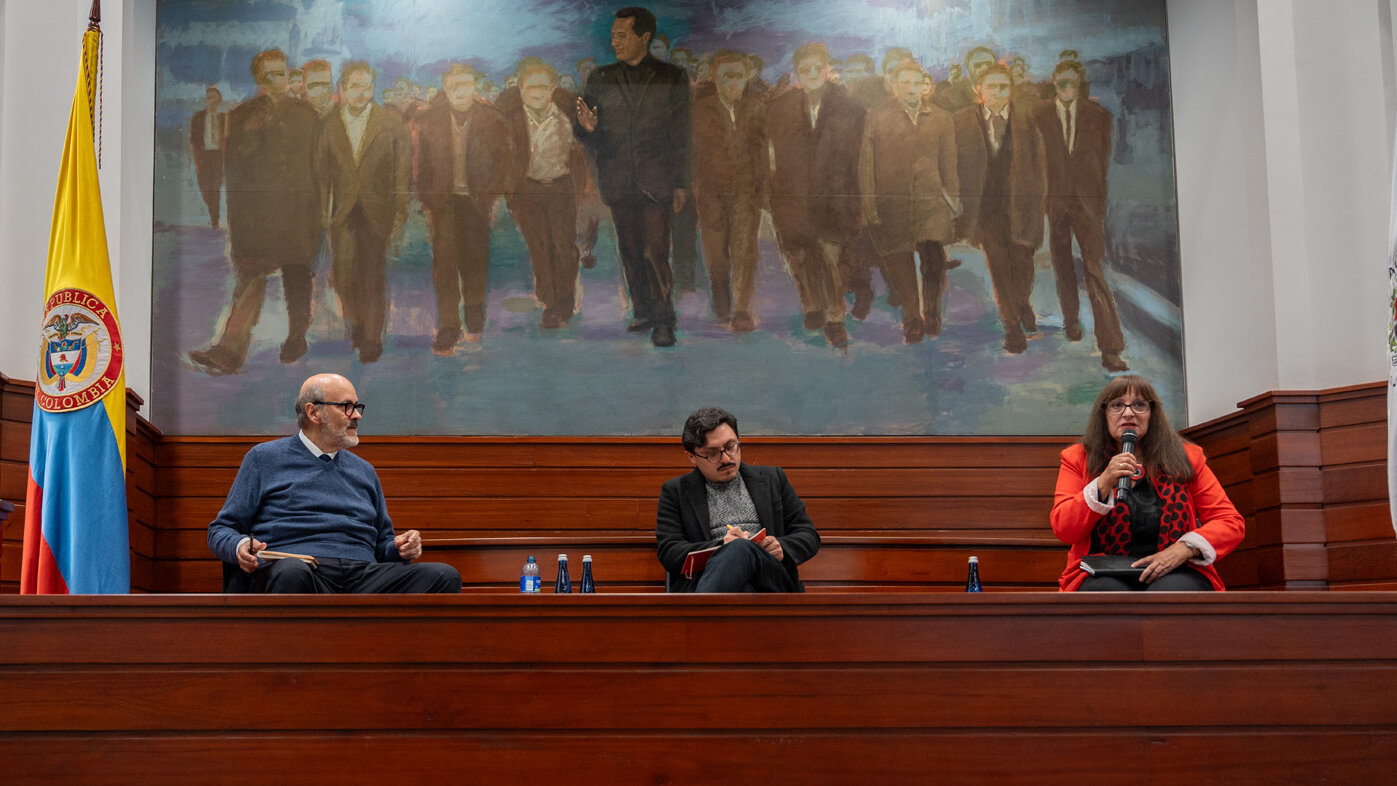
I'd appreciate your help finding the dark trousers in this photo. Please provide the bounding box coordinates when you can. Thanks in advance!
[882,241,951,326]
[696,193,760,319]
[777,231,845,323]
[609,196,675,327]
[1080,565,1213,592]
[211,260,312,365]
[511,175,580,317]
[693,538,797,593]
[252,557,461,594]
[1047,201,1125,353]
[427,194,492,334]
[193,149,223,227]
[329,204,390,351]
[979,230,1037,341]
[671,198,699,292]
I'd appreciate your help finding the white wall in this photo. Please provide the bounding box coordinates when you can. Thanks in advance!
[0,0,1390,426]
[0,0,155,406]
[1170,0,1393,422]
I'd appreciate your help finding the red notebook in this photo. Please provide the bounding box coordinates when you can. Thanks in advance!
[681,529,765,579]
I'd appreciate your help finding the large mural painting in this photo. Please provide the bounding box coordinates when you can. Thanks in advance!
[151,0,1183,435]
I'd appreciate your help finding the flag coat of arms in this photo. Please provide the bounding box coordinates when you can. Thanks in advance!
[21,21,129,594]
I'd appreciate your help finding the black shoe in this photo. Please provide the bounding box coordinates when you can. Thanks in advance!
[359,341,383,363]
[1102,352,1130,372]
[903,317,924,345]
[580,252,597,270]
[731,312,756,333]
[188,345,240,375]
[279,335,307,364]
[802,311,823,330]
[650,324,676,347]
[432,327,462,356]
[851,287,873,320]
[627,317,654,333]
[1064,322,1084,342]
[1019,306,1038,333]
[923,314,942,338]
[1004,332,1027,354]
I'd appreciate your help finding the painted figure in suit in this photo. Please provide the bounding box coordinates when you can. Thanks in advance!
[767,41,863,349]
[656,407,821,593]
[412,63,515,351]
[934,46,996,113]
[302,59,336,117]
[575,6,691,348]
[954,63,1047,355]
[501,57,588,329]
[860,60,960,344]
[312,61,410,364]
[691,50,767,332]
[189,49,321,375]
[188,85,226,229]
[1034,61,1128,372]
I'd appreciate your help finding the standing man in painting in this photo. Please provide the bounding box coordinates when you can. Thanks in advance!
[190,48,320,375]
[860,60,960,344]
[1033,60,1128,372]
[691,50,767,332]
[313,61,411,364]
[303,59,337,117]
[504,57,586,329]
[412,63,514,352]
[575,6,691,348]
[935,46,996,113]
[954,63,1047,355]
[188,85,227,229]
[767,41,863,349]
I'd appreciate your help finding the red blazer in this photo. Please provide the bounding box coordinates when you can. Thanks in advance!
[1049,442,1246,592]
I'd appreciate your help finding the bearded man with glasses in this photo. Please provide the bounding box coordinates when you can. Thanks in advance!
[207,373,460,593]
[655,407,821,592]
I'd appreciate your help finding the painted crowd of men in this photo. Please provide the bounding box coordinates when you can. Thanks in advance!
[187,5,1129,375]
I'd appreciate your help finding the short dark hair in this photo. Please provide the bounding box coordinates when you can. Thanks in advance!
[710,49,748,72]
[977,62,1012,87]
[338,60,375,89]
[845,54,875,73]
[250,48,287,83]
[881,47,913,74]
[615,7,657,41]
[1053,60,1086,83]
[682,407,739,453]
[792,41,830,69]
[963,45,996,71]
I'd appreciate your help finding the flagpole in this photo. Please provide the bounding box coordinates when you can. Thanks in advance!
[90,1,101,28]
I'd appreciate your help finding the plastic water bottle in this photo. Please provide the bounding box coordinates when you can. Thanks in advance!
[579,554,596,593]
[554,553,571,594]
[520,555,541,593]
[966,555,982,593]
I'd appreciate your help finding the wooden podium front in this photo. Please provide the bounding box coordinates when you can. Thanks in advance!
[1,592,1394,784]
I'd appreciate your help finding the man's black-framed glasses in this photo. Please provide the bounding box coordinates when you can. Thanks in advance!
[692,440,740,462]
[315,400,366,416]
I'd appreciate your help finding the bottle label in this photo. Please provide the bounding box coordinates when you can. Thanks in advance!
[521,575,541,593]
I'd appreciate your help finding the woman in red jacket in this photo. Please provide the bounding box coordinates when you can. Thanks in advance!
[1050,375,1245,591]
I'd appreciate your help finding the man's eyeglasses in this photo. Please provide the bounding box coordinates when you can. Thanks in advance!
[1106,400,1150,415]
[1055,79,1080,89]
[692,440,741,462]
[315,400,366,416]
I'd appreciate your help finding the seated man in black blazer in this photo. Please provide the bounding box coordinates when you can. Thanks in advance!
[656,407,821,592]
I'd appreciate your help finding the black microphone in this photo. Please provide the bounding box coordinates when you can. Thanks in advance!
[1115,429,1138,498]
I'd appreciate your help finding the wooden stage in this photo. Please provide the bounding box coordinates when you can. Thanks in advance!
[2,592,1396,784]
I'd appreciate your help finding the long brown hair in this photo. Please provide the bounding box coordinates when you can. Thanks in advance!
[1081,375,1193,482]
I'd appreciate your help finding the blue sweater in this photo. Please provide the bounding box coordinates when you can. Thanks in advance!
[207,436,402,564]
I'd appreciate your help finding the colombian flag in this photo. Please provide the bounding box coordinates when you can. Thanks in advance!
[21,22,129,594]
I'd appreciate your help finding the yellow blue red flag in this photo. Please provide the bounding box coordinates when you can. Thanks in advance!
[21,21,129,594]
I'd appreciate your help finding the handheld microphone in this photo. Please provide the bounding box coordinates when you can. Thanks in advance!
[1115,429,1138,498]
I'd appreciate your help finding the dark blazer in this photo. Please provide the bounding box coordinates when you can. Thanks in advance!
[1033,97,1112,221]
[953,102,1047,248]
[312,103,411,238]
[767,82,865,244]
[690,89,767,204]
[188,109,226,153]
[410,100,514,213]
[224,94,321,269]
[575,55,691,205]
[656,464,821,593]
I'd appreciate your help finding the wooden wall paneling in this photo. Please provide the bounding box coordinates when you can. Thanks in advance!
[1,594,1396,783]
